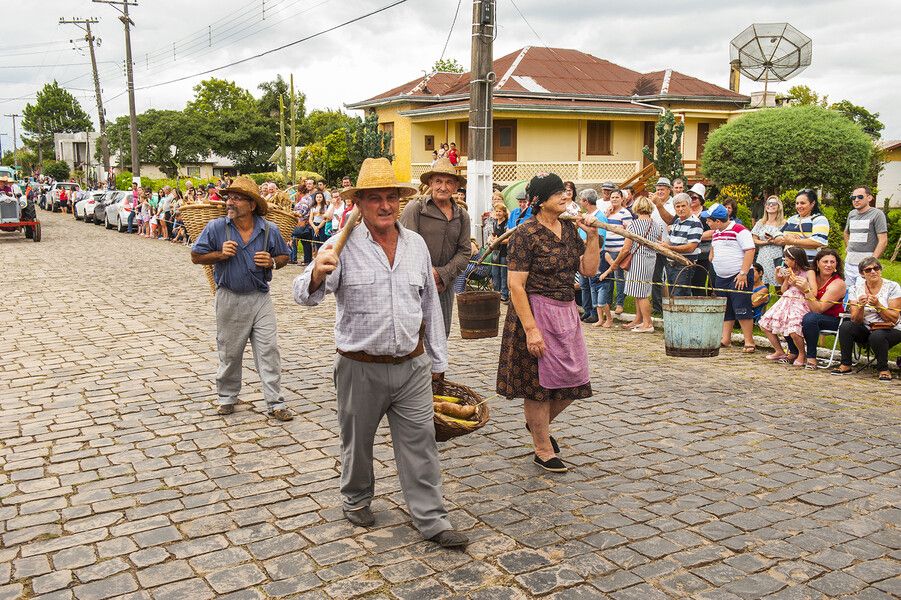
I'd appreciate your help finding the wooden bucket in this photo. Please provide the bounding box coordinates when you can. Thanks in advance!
[662,296,727,357]
[457,290,501,339]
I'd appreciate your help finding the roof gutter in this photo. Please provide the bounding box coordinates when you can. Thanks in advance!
[400,103,659,118]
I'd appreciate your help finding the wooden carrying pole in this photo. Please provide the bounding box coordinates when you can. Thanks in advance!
[329,206,361,257]
[483,215,692,267]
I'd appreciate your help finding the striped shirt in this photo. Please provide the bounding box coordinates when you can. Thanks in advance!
[712,222,754,277]
[782,213,829,260]
[668,216,703,258]
[604,207,634,253]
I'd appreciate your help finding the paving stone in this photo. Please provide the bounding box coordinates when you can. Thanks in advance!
[0,584,23,600]
[628,536,681,559]
[723,573,786,598]
[515,565,583,596]
[97,537,139,558]
[845,558,901,584]
[377,559,434,584]
[75,558,131,583]
[14,555,52,578]
[323,574,383,599]
[73,572,138,600]
[389,578,450,600]
[496,549,553,574]
[53,546,98,570]
[611,583,670,600]
[206,563,266,595]
[133,526,182,548]
[136,560,194,588]
[439,562,505,593]
[150,577,215,600]
[129,547,170,568]
[33,570,73,595]
[808,572,867,596]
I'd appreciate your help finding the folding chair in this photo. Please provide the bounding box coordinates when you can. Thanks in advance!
[817,312,848,369]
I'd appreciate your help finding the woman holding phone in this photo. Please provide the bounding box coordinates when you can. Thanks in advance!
[751,196,786,286]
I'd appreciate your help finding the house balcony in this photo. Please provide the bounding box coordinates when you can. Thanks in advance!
[410,160,641,187]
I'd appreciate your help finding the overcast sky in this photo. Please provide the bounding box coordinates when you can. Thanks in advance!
[2,0,899,155]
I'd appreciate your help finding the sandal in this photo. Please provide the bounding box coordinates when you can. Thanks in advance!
[778,355,798,365]
[743,346,756,354]
[830,367,853,376]
[766,352,787,360]
[878,372,892,382]
[792,358,806,367]
[804,363,817,370]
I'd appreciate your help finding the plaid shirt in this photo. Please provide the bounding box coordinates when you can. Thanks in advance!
[293,222,448,372]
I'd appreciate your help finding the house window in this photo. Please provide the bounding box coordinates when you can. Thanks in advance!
[457,122,468,155]
[186,166,201,177]
[380,122,394,154]
[587,121,612,155]
[425,135,435,151]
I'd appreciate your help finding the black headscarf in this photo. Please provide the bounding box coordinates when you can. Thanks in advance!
[526,173,566,211]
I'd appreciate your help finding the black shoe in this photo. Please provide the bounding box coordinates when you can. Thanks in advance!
[343,506,375,527]
[217,404,234,415]
[533,454,568,473]
[429,529,469,548]
[584,315,599,324]
[525,423,560,454]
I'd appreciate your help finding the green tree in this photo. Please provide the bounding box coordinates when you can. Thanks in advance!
[105,110,209,177]
[829,100,884,139]
[347,112,393,174]
[186,78,277,172]
[787,84,828,107]
[21,81,93,159]
[298,128,354,183]
[299,109,358,146]
[1,149,39,173]
[643,109,684,182]
[42,159,70,181]
[702,105,874,221]
[432,58,465,73]
[258,75,301,121]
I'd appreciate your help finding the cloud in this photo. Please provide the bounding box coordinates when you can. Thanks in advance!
[1,0,899,146]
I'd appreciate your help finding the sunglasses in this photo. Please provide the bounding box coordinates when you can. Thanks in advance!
[861,266,882,274]
[766,201,780,206]
[849,194,866,200]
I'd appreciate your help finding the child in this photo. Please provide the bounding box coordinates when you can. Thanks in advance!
[750,263,770,323]
[149,213,159,239]
[759,246,812,365]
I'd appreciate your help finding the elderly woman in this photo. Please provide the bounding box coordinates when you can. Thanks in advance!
[783,248,847,368]
[497,173,599,473]
[832,257,901,381]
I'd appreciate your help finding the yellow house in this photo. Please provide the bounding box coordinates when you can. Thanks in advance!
[878,140,901,208]
[347,46,751,187]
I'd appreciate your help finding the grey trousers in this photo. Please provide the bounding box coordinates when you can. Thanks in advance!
[333,353,451,539]
[215,288,286,410]
[439,286,454,337]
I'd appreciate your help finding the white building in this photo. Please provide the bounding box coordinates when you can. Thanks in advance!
[54,132,105,183]
[878,140,901,209]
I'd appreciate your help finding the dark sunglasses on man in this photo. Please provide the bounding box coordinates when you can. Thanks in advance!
[849,194,867,200]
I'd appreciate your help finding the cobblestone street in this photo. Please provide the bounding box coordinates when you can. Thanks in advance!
[1,210,899,600]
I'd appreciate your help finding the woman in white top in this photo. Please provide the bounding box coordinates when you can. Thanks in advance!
[751,196,786,286]
[832,257,901,381]
[309,191,329,257]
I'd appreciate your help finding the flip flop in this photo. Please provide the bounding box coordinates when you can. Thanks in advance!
[831,368,853,376]
[766,352,787,360]
[878,372,892,382]
[792,358,806,367]
[743,346,756,354]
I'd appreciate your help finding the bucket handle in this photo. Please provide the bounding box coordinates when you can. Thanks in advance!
[665,261,712,308]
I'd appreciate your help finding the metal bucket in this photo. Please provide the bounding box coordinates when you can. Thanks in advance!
[457,290,501,339]
[662,296,727,357]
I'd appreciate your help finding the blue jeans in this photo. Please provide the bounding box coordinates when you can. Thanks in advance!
[579,274,596,319]
[666,261,696,298]
[127,210,136,233]
[785,312,841,358]
[609,250,627,308]
[291,225,313,263]
[491,256,508,300]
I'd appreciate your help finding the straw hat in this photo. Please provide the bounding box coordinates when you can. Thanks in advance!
[222,175,268,216]
[419,157,466,187]
[341,158,417,200]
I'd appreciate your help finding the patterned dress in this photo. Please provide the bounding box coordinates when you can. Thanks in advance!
[496,219,593,402]
[624,218,664,299]
[758,270,811,336]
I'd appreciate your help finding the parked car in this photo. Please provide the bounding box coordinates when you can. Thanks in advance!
[94,191,122,225]
[48,182,81,212]
[104,191,133,232]
[75,190,107,223]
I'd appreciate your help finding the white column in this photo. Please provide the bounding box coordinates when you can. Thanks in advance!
[466,159,494,244]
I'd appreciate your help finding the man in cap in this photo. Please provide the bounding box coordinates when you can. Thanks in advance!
[650,177,675,314]
[399,157,471,337]
[191,175,293,421]
[598,181,616,213]
[507,189,532,228]
[294,158,467,548]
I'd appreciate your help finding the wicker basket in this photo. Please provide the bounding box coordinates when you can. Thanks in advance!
[433,378,489,442]
[180,203,298,294]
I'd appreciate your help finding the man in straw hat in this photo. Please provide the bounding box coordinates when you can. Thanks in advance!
[294,158,468,548]
[399,157,471,337]
[191,175,294,421]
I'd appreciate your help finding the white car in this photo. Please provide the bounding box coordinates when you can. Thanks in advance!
[75,190,106,222]
[104,191,134,232]
[48,182,80,212]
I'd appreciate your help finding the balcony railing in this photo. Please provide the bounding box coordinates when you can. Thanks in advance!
[411,160,641,186]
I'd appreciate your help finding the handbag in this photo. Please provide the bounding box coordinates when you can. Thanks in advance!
[619,251,634,271]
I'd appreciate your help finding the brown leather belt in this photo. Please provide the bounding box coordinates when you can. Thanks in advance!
[337,336,424,364]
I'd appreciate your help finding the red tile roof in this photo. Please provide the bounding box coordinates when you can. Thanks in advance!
[348,46,748,110]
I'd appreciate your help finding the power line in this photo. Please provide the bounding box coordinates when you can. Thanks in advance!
[105,0,408,100]
[438,0,463,63]
[0,62,117,69]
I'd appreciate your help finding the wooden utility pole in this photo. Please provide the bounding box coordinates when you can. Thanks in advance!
[94,0,140,177]
[60,17,111,181]
[467,0,495,238]
[289,74,297,185]
[279,95,287,177]
[5,114,20,172]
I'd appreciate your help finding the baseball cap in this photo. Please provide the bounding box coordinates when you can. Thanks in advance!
[700,202,728,220]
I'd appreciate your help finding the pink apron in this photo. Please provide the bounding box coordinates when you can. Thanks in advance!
[528,294,590,389]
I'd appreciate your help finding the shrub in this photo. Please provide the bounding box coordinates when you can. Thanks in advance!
[886,209,901,257]
[42,159,70,181]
